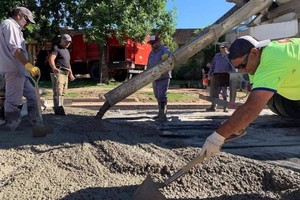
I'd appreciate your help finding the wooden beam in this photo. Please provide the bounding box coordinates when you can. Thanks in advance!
[96,0,274,118]
[267,0,300,19]
[226,0,248,6]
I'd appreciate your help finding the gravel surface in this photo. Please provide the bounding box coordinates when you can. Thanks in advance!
[0,106,299,200]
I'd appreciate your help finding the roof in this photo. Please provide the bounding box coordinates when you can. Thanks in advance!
[173,29,198,45]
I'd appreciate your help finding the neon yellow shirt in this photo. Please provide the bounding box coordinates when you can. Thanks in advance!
[252,38,300,100]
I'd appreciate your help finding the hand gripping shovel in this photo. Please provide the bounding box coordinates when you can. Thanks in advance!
[30,73,52,137]
[133,130,246,200]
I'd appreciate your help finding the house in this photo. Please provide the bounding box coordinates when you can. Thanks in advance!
[226,0,300,43]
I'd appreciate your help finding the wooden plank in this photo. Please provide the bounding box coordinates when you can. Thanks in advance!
[267,0,300,19]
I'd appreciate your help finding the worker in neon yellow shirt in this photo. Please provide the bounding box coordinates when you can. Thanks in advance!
[200,35,300,158]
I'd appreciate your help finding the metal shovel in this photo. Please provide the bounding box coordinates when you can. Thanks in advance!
[30,73,52,137]
[133,129,247,200]
[133,153,206,200]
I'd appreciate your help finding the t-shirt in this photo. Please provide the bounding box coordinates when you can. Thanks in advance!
[208,53,234,77]
[49,45,71,69]
[147,44,172,80]
[252,38,300,100]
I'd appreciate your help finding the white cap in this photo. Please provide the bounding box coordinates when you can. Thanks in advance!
[238,35,271,48]
[61,34,72,42]
[16,7,35,24]
[148,35,159,44]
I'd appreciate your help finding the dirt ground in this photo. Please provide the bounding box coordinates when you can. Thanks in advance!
[1,87,300,200]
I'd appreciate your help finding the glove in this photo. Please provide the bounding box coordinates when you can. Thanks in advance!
[25,63,40,77]
[161,54,169,61]
[200,131,225,158]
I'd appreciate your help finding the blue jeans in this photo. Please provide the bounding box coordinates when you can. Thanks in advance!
[153,78,170,103]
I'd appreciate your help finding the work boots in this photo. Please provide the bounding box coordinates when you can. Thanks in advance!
[157,101,167,122]
[206,104,216,112]
[0,97,4,125]
[0,106,5,125]
[153,102,168,121]
[5,111,21,131]
[27,106,42,126]
[223,97,229,112]
[53,106,65,115]
[53,95,66,115]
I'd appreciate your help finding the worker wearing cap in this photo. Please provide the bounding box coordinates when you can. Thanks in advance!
[0,6,41,130]
[48,34,75,115]
[206,43,235,112]
[200,35,300,158]
[147,35,172,121]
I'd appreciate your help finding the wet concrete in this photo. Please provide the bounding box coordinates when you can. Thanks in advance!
[0,105,299,199]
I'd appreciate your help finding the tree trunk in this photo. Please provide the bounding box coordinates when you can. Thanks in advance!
[99,45,109,84]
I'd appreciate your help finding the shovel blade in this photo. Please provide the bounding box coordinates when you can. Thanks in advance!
[133,176,167,200]
[32,124,53,137]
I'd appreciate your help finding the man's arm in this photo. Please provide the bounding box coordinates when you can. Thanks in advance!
[68,67,75,81]
[14,49,30,65]
[208,55,217,78]
[217,90,274,138]
[48,54,59,73]
[14,49,40,77]
[200,89,274,157]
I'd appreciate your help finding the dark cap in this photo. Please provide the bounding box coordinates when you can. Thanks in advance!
[147,35,159,44]
[220,42,227,48]
[15,7,35,23]
[61,34,72,42]
[229,35,271,59]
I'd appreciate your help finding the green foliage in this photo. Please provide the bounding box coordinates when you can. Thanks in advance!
[173,58,198,80]
[0,0,176,45]
[167,92,198,102]
[76,0,176,45]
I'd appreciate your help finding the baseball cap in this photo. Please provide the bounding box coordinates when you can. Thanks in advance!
[147,35,159,44]
[16,7,35,24]
[61,34,72,42]
[220,42,227,48]
[229,35,271,59]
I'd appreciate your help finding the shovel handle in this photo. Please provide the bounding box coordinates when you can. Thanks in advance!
[161,129,246,187]
[29,73,43,122]
[163,153,206,186]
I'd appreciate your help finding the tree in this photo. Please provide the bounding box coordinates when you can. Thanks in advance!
[1,0,176,82]
[74,0,176,82]
[0,0,78,41]
[1,0,176,48]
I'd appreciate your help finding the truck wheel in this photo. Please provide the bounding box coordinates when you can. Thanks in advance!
[267,94,300,118]
[113,70,127,82]
[89,63,100,80]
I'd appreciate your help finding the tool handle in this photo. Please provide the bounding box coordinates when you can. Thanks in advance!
[163,153,206,186]
[161,129,246,187]
[29,74,43,122]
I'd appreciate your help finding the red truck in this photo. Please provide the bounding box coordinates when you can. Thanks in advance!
[69,34,152,81]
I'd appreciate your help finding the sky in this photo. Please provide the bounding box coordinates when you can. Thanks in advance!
[167,0,235,29]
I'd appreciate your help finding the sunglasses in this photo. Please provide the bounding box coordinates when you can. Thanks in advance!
[235,54,249,69]
[21,14,30,23]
